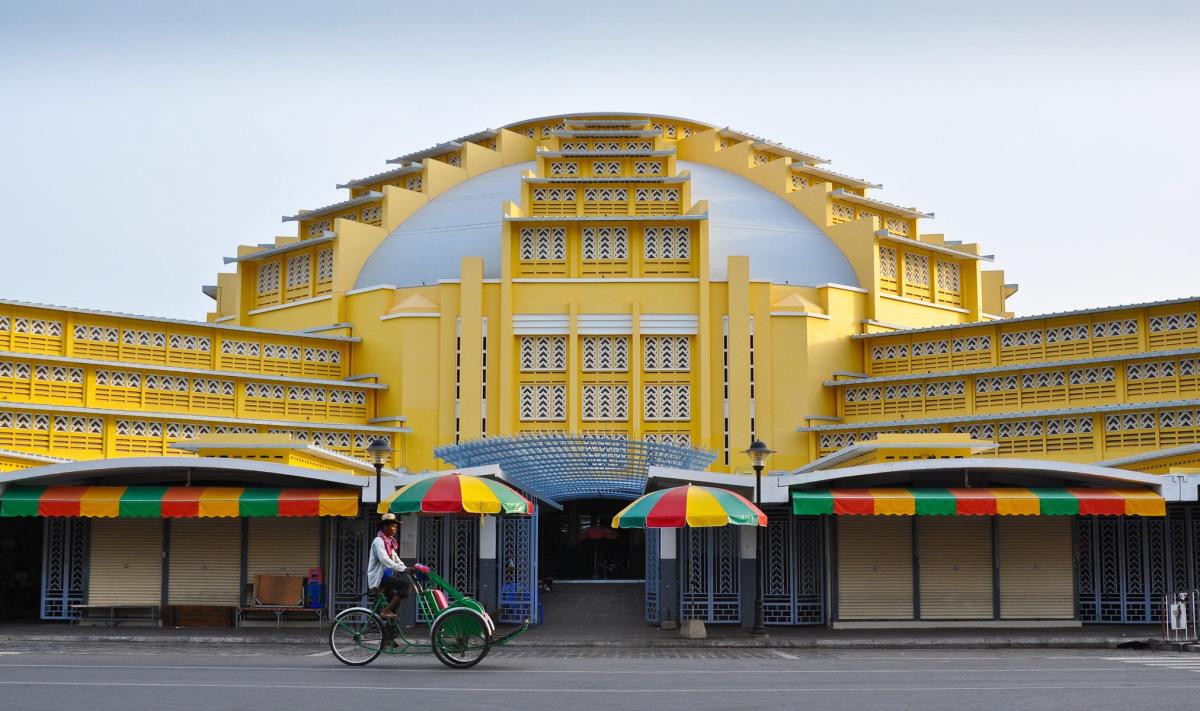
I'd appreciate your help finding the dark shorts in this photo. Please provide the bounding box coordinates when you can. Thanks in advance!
[381,570,412,600]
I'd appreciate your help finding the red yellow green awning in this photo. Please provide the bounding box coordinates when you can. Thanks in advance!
[792,487,1165,517]
[0,486,359,518]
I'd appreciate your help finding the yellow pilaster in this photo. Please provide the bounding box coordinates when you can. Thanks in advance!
[631,301,643,439]
[499,221,515,433]
[458,258,484,441]
[696,209,712,448]
[568,302,580,433]
[727,256,752,470]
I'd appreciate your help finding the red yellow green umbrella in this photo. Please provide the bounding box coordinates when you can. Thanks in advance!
[612,484,766,528]
[378,474,532,515]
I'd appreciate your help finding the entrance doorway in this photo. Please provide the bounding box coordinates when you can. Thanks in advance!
[0,518,42,620]
[539,499,643,581]
[538,499,646,633]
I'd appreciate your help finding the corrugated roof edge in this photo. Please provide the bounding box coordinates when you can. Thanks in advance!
[823,346,1200,387]
[796,397,1200,432]
[0,298,359,342]
[854,295,1200,339]
[1098,443,1200,468]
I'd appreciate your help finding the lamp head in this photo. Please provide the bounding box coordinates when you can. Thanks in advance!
[743,439,774,468]
[366,437,392,466]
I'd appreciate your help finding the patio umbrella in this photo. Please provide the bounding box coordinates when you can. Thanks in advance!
[378,474,532,515]
[611,484,766,529]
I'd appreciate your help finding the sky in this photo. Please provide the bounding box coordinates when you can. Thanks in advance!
[1,0,1197,321]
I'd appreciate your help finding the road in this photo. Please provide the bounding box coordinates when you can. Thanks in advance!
[0,642,1198,710]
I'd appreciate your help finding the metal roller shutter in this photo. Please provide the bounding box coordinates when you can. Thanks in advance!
[999,517,1074,619]
[88,519,162,605]
[918,516,993,620]
[837,516,913,620]
[247,518,320,578]
[168,518,241,605]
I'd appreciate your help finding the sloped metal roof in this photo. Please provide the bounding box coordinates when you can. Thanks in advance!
[434,433,715,504]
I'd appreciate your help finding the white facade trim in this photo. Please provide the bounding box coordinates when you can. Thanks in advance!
[513,314,571,335]
[577,314,633,335]
[639,314,699,335]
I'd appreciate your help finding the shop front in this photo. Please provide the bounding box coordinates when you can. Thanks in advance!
[778,458,1183,627]
[0,456,367,625]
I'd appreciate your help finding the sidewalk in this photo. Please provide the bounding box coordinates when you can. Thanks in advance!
[0,620,1171,650]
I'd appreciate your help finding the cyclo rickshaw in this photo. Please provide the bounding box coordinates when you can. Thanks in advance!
[329,474,532,669]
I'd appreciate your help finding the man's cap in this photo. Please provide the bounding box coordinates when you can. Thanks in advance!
[380,512,397,522]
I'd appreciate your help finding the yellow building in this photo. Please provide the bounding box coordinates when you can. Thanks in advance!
[0,113,1195,629]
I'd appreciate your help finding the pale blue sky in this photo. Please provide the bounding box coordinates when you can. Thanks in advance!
[1,1,1197,320]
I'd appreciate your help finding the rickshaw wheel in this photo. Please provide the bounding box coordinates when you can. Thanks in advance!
[430,609,491,669]
[329,609,385,666]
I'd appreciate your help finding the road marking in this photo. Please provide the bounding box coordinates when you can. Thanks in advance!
[770,650,799,660]
[307,650,332,657]
[0,662,1138,674]
[1105,656,1200,673]
[0,653,20,656]
[0,680,1199,693]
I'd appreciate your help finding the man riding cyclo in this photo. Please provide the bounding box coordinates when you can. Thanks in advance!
[368,513,428,619]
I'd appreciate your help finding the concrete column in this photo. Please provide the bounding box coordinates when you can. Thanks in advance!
[739,524,757,629]
[659,528,679,626]
[398,513,418,625]
[478,516,498,614]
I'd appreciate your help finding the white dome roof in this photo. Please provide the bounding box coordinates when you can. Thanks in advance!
[354,161,858,288]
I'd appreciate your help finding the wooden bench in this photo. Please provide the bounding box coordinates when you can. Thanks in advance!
[235,574,325,629]
[72,604,160,626]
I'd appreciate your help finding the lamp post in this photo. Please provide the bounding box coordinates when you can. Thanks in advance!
[367,438,392,509]
[743,438,774,636]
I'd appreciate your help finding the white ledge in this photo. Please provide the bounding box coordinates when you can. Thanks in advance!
[248,295,333,315]
[880,293,970,313]
[769,311,831,319]
[380,312,441,320]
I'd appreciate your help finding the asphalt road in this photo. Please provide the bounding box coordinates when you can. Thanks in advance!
[1,643,1199,710]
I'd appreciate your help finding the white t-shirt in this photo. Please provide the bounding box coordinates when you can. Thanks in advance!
[367,534,407,589]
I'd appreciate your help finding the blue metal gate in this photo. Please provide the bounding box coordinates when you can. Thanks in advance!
[419,515,479,622]
[763,513,825,625]
[330,514,366,613]
[680,526,740,623]
[40,517,88,620]
[644,528,660,623]
[498,507,539,624]
[1076,515,1172,623]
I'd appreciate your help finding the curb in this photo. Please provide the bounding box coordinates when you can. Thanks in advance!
[0,634,1167,650]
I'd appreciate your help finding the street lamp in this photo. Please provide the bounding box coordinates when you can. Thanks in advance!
[743,438,774,636]
[367,438,392,508]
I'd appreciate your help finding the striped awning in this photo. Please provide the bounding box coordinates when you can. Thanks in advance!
[792,487,1165,517]
[0,486,360,518]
